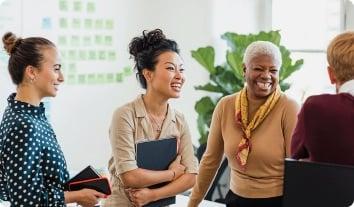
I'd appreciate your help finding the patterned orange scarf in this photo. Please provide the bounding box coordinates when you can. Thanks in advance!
[235,86,281,169]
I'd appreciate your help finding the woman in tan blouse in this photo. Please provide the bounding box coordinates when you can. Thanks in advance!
[104,29,198,207]
[188,41,299,207]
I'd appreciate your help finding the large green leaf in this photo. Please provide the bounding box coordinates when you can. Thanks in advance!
[226,50,244,79]
[194,83,224,93]
[194,96,216,114]
[256,30,281,45]
[222,33,251,54]
[211,70,240,95]
[191,46,216,74]
[195,97,216,144]
[197,115,208,144]
[279,46,304,81]
[222,30,282,54]
[279,82,290,91]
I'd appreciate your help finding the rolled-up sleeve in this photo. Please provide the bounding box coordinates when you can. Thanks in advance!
[178,114,198,174]
[109,107,138,175]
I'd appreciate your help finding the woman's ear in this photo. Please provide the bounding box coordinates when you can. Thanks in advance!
[327,66,337,84]
[242,64,246,77]
[24,65,37,82]
[142,69,152,82]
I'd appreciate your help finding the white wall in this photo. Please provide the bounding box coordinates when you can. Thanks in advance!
[0,0,262,172]
[345,0,354,29]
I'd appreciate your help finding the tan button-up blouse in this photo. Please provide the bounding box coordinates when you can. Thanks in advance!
[104,95,198,206]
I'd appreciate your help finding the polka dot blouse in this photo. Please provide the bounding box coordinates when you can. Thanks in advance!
[0,93,69,206]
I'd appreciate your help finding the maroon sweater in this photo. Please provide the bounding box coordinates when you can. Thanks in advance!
[291,93,354,166]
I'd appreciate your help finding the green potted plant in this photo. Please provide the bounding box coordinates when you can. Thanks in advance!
[192,30,304,147]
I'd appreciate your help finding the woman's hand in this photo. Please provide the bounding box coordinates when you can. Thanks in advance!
[128,188,156,207]
[168,155,186,180]
[75,188,106,207]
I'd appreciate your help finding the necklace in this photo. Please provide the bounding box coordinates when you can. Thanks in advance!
[148,113,166,133]
[142,95,167,133]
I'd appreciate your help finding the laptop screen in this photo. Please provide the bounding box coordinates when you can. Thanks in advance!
[283,159,354,207]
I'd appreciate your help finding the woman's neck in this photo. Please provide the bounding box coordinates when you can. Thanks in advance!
[143,92,168,117]
[247,92,267,121]
[15,85,42,106]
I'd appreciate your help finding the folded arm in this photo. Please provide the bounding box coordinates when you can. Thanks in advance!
[120,168,174,188]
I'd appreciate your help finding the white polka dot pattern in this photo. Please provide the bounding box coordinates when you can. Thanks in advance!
[0,94,69,206]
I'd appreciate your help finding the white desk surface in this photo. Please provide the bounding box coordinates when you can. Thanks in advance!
[1,195,226,207]
[172,195,225,207]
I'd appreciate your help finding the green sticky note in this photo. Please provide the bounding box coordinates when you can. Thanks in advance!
[87,2,95,13]
[67,74,76,84]
[88,50,96,60]
[95,35,103,45]
[59,0,68,11]
[104,36,112,45]
[108,51,116,61]
[84,19,93,29]
[68,50,77,60]
[59,18,68,28]
[83,36,92,45]
[68,63,77,73]
[106,73,114,83]
[79,50,87,60]
[116,73,123,82]
[97,73,105,84]
[60,50,66,59]
[58,36,67,45]
[99,51,106,60]
[72,18,81,29]
[78,74,86,84]
[123,66,133,76]
[95,19,103,29]
[73,1,82,12]
[71,35,80,46]
[88,74,96,84]
[105,19,114,30]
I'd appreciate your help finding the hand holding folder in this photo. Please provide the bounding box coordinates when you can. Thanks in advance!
[168,155,186,181]
[64,165,111,195]
[136,137,178,207]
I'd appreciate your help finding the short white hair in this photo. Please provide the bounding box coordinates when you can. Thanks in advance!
[243,41,282,69]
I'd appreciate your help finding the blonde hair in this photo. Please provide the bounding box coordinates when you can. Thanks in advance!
[243,41,282,69]
[327,31,354,83]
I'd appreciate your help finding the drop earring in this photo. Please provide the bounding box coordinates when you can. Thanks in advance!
[30,76,36,83]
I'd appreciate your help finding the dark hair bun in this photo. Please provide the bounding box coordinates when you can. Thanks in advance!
[129,29,166,58]
[2,32,22,55]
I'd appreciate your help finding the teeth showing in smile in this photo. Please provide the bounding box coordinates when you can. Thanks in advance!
[171,83,181,90]
[257,82,271,90]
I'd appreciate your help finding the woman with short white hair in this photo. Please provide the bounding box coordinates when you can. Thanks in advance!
[189,41,300,207]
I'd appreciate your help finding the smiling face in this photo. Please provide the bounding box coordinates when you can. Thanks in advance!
[144,51,185,99]
[33,47,64,98]
[243,54,279,100]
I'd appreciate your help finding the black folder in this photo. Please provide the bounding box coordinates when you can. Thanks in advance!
[69,177,111,195]
[136,137,177,207]
[64,165,111,195]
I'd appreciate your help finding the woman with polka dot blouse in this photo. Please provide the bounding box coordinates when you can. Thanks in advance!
[0,32,105,206]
